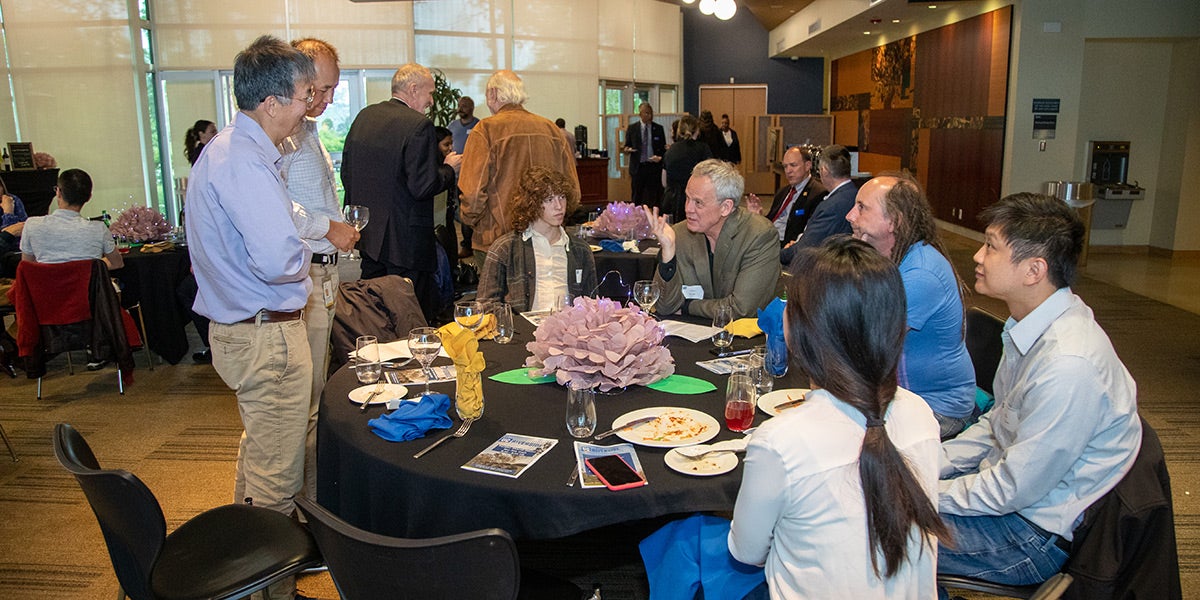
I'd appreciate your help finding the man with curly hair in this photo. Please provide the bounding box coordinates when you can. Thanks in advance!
[476,166,596,312]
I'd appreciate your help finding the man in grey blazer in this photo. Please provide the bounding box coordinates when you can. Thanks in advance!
[643,159,780,319]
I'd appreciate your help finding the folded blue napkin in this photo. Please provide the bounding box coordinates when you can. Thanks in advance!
[757,298,788,377]
[368,393,453,442]
[599,238,626,253]
[639,514,765,600]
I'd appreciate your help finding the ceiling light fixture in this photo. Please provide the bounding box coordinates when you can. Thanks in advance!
[681,0,696,4]
[714,0,737,20]
[699,0,717,15]
[892,18,901,23]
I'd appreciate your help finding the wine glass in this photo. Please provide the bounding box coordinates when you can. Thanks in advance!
[407,327,441,396]
[454,300,484,332]
[342,204,370,261]
[712,302,734,351]
[633,279,660,316]
[354,335,381,386]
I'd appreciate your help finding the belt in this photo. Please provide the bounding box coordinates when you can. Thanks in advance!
[237,309,303,324]
[1019,514,1072,553]
[312,252,338,265]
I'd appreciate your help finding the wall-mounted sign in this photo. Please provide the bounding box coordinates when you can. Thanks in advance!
[1032,98,1060,114]
[1033,114,1057,140]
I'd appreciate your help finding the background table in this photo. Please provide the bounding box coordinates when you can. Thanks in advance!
[113,246,193,364]
[317,315,804,540]
[589,238,658,301]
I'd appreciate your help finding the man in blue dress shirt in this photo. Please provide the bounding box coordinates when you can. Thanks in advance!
[185,35,315,548]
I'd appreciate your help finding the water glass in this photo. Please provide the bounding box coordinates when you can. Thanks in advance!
[566,385,597,438]
[748,346,773,397]
[724,369,756,432]
[553,292,574,313]
[633,279,660,315]
[711,302,734,350]
[355,335,381,385]
[492,302,514,344]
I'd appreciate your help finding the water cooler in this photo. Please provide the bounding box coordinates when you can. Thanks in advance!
[1088,141,1145,229]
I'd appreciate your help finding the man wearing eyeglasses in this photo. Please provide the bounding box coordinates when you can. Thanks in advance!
[277,38,358,505]
[185,40,315,598]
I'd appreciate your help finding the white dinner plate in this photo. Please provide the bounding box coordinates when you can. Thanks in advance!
[664,448,739,477]
[756,388,811,416]
[351,340,449,362]
[348,383,408,405]
[611,407,720,448]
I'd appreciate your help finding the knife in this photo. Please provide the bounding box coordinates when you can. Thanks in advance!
[774,397,806,411]
[594,415,659,440]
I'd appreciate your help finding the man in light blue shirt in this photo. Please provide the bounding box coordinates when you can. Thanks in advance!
[279,37,358,504]
[936,193,1141,595]
[185,37,315,583]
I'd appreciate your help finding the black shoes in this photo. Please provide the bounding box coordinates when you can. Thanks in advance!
[193,349,212,364]
[86,359,108,371]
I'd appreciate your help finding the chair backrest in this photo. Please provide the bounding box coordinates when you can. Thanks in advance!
[295,496,520,600]
[964,307,1005,395]
[53,423,166,600]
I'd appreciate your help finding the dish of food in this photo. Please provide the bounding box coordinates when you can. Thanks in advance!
[612,407,720,448]
[756,388,811,416]
[664,447,739,476]
[348,383,408,405]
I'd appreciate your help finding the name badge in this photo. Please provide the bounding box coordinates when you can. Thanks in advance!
[575,269,582,284]
[682,285,704,300]
[322,277,336,309]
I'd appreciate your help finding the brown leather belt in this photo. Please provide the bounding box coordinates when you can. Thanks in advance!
[237,309,303,324]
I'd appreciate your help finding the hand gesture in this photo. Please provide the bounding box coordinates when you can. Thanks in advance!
[642,205,676,263]
[746,193,764,215]
[444,151,463,175]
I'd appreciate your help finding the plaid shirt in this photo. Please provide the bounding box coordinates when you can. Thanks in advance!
[279,118,342,255]
[476,229,597,312]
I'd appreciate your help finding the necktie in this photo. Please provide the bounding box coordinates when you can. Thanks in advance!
[642,124,651,163]
[769,187,797,222]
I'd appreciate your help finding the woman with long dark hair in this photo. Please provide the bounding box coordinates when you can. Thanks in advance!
[184,119,217,166]
[728,236,948,598]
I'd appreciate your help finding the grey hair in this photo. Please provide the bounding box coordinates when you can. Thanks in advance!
[487,70,528,106]
[233,35,315,111]
[691,158,744,204]
[391,63,432,95]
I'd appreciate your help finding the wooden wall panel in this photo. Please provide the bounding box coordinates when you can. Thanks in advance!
[925,129,1004,226]
[915,12,991,117]
[988,8,1011,117]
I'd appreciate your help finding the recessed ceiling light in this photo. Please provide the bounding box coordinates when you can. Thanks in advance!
[892,18,901,23]
[863,31,871,35]
[928,4,937,8]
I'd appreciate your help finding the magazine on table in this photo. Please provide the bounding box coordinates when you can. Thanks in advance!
[520,309,552,327]
[462,434,558,478]
[572,441,647,489]
[385,365,456,385]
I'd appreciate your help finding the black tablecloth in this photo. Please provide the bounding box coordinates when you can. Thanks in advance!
[591,239,658,301]
[317,316,804,540]
[113,247,192,364]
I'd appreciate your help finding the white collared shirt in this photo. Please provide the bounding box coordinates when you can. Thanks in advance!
[524,226,568,312]
[772,176,811,240]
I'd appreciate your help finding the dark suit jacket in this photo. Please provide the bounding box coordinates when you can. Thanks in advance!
[625,120,666,178]
[766,178,827,244]
[715,129,741,164]
[341,98,454,272]
[792,179,855,249]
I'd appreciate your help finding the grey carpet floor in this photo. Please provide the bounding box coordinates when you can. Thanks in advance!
[1,235,1197,599]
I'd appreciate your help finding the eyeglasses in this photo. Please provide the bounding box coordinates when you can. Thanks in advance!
[274,86,314,106]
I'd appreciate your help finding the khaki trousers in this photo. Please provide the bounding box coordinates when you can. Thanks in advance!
[302,263,338,500]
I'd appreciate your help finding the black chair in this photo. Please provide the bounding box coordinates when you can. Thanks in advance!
[53,423,321,600]
[964,306,1005,396]
[295,496,520,600]
[939,572,1073,599]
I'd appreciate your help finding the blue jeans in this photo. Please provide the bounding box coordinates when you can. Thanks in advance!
[936,512,1069,600]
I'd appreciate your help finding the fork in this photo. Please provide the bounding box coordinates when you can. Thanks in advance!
[359,381,386,412]
[413,417,475,458]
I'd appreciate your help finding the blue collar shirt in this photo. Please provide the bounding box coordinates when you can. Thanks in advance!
[186,112,312,323]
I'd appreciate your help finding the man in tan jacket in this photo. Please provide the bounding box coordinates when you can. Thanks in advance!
[458,70,579,264]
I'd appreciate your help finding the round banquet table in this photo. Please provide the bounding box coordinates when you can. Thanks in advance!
[317,314,805,541]
[112,245,193,364]
[588,237,658,301]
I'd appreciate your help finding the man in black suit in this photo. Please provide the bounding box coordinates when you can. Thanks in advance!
[623,103,666,207]
[780,144,856,266]
[748,146,826,255]
[715,113,741,164]
[341,62,461,322]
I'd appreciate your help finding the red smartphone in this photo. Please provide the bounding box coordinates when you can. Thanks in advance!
[585,455,647,491]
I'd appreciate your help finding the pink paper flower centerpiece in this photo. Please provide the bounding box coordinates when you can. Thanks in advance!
[109,206,172,243]
[525,296,674,392]
[592,201,652,240]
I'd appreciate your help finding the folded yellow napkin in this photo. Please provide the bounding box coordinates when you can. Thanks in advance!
[725,318,764,338]
[440,325,485,418]
[438,314,496,341]
[140,241,175,253]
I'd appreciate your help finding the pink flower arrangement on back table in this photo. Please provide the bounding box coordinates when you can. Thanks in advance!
[109,206,172,243]
[592,201,652,240]
[525,296,674,392]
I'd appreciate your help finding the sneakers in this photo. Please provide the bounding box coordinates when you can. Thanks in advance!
[192,348,212,364]
[85,359,108,371]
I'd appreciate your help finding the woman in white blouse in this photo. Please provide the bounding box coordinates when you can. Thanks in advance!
[728,236,948,599]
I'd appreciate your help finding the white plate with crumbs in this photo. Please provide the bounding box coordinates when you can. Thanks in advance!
[612,407,719,448]
[756,389,811,416]
[348,384,408,405]
[664,448,738,476]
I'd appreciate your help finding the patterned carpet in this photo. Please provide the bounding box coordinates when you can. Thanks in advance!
[0,235,1196,599]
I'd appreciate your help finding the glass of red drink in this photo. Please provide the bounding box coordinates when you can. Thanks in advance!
[724,371,756,432]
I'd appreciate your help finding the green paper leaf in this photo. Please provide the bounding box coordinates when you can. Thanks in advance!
[646,374,717,395]
[489,367,556,385]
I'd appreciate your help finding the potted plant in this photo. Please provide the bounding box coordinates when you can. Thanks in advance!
[428,69,462,127]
